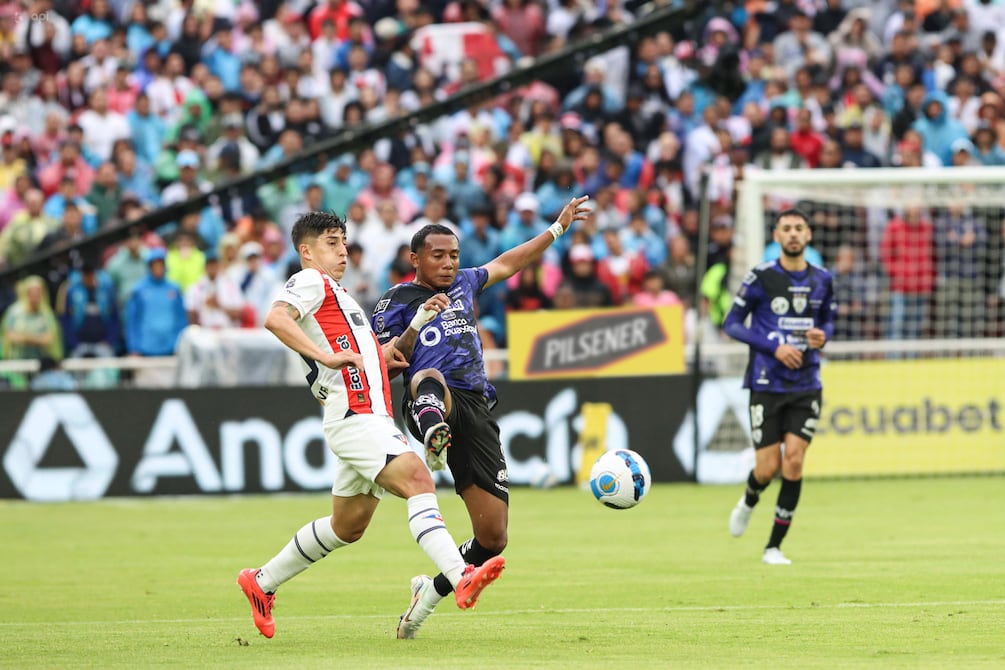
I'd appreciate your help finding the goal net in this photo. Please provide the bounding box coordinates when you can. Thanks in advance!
[687,168,1005,482]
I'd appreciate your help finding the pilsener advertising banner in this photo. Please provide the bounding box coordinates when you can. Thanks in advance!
[506,305,685,380]
[0,377,691,501]
[811,358,1005,476]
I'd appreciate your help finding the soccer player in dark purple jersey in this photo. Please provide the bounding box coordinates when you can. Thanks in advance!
[723,208,836,565]
[372,195,591,638]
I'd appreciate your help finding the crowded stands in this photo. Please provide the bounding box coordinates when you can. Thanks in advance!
[2,0,1005,384]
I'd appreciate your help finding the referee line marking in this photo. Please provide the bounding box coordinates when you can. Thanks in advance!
[2,599,1003,628]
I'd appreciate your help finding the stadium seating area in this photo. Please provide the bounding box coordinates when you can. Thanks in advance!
[2,0,1005,372]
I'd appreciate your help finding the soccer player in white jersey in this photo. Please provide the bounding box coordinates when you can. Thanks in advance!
[237,212,505,639]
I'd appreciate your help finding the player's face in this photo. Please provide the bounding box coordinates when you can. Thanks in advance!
[413,233,459,289]
[773,215,811,258]
[302,228,348,280]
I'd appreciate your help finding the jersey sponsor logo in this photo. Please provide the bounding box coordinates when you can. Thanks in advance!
[771,297,789,314]
[420,326,442,347]
[346,366,364,391]
[373,298,390,314]
[778,317,814,330]
[792,293,807,314]
[440,299,466,321]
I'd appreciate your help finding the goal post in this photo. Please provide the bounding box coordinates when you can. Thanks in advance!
[688,167,1005,482]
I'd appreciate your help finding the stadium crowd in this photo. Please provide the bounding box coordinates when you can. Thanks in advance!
[2,0,1005,386]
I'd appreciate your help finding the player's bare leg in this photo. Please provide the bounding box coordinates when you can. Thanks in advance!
[238,494,376,638]
[398,485,508,639]
[730,443,780,538]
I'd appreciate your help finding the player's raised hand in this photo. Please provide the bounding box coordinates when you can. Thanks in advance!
[381,336,410,372]
[322,350,364,370]
[409,293,451,331]
[774,343,803,370]
[555,195,592,234]
[805,328,827,350]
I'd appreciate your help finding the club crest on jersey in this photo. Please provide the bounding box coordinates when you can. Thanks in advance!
[771,297,790,314]
[375,315,385,331]
[792,293,807,314]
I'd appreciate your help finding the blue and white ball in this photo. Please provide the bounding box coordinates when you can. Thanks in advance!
[589,449,652,509]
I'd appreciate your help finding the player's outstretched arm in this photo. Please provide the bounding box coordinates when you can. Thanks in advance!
[482,195,591,288]
[264,301,362,370]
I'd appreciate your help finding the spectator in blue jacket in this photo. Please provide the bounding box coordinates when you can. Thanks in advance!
[59,263,121,358]
[912,90,969,166]
[125,248,187,356]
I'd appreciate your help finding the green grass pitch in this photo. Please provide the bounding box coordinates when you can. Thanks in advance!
[4,478,1005,669]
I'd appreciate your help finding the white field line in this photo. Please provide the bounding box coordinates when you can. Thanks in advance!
[2,599,1004,628]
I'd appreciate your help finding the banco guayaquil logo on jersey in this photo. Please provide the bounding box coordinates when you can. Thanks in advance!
[3,394,118,502]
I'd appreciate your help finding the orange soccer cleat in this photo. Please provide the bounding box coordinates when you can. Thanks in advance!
[454,555,506,610]
[237,568,276,638]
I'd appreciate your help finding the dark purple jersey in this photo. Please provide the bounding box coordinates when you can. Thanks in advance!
[372,268,496,403]
[723,260,836,393]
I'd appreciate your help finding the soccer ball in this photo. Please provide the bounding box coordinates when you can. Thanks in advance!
[588,449,652,509]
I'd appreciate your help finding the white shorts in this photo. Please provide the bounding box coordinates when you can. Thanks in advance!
[323,411,411,499]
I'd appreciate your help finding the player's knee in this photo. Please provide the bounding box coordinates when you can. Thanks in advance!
[477,528,507,555]
[410,368,446,392]
[783,453,805,477]
[397,461,436,498]
[755,457,780,481]
[330,518,366,544]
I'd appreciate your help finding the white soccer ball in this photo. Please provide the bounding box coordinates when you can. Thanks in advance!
[588,449,652,509]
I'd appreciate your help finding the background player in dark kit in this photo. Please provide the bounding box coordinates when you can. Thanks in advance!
[723,208,835,565]
[372,196,591,638]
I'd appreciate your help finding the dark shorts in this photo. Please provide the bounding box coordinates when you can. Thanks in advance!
[404,386,509,504]
[748,390,822,449]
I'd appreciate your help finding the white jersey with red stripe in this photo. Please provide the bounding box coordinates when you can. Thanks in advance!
[274,268,393,418]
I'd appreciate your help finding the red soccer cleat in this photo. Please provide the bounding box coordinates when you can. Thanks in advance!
[454,555,506,610]
[237,568,276,638]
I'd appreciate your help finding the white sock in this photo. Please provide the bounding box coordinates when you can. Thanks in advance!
[407,493,466,588]
[256,516,348,594]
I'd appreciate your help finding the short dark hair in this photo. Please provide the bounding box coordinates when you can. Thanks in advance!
[291,211,346,249]
[410,224,457,254]
[775,208,811,227]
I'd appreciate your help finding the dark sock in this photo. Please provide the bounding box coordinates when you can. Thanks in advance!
[432,538,499,597]
[413,378,447,437]
[744,470,769,508]
[766,477,802,549]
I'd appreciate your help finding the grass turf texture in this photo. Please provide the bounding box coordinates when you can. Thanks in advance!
[4,478,1004,669]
